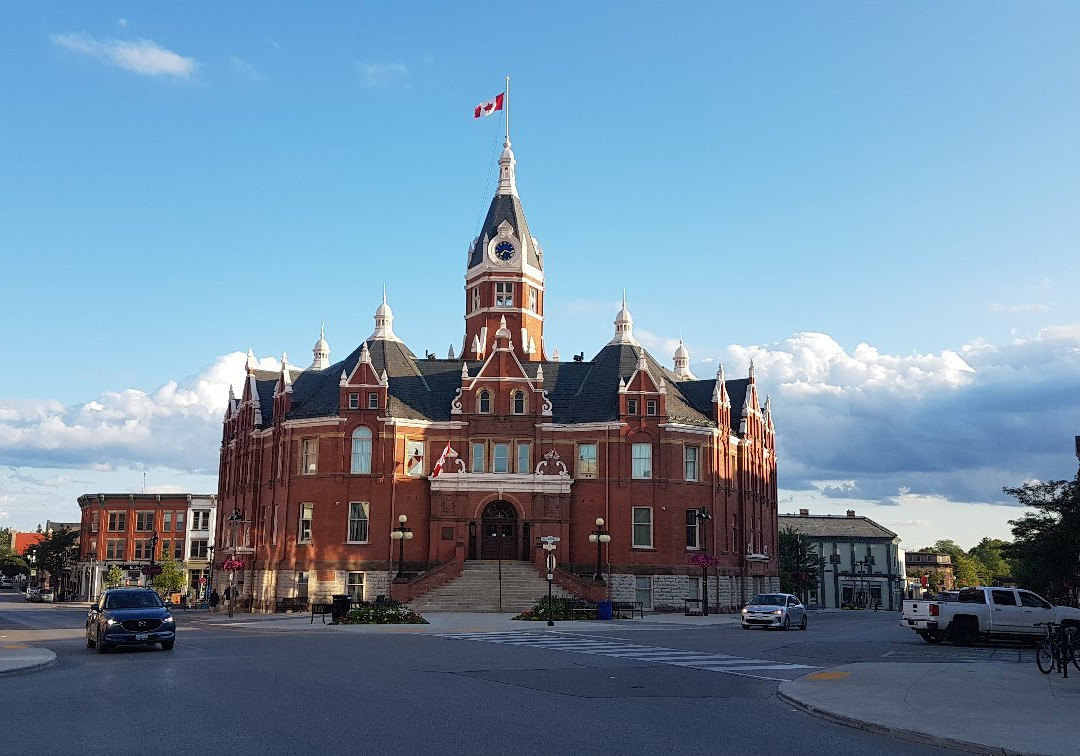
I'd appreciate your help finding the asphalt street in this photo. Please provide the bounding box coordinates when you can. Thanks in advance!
[0,593,984,755]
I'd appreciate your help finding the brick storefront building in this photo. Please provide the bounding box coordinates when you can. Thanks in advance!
[216,134,779,612]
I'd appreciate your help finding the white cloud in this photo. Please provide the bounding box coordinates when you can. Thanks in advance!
[357,63,410,88]
[230,56,263,83]
[52,32,196,78]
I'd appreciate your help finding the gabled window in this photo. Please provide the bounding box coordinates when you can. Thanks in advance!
[299,503,313,543]
[347,502,369,543]
[368,392,379,409]
[684,445,699,481]
[495,282,513,307]
[348,393,359,409]
[577,443,598,477]
[478,390,492,414]
[301,439,318,474]
[627,399,638,415]
[646,399,657,416]
[351,427,372,474]
[632,443,652,479]
[512,391,526,414]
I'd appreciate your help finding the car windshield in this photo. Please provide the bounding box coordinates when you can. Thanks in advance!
[749,594,786,606]
[105,592,163,610]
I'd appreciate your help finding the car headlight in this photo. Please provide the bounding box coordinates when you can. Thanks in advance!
[772,609,783,615]
[741,607,748,614]
[162,616,174,624]
[106,618,118,626]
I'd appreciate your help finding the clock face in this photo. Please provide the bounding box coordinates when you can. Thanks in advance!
[493,240,515,262]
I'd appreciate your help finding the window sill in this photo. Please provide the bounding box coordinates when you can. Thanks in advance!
[344,541,370,546]
[632,546,657,551]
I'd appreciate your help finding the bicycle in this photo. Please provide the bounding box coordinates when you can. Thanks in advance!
[1035,622,1080,677]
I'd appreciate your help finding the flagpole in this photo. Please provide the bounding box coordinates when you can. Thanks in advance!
[505,75,510,142]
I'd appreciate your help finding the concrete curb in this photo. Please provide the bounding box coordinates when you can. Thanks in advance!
[776,688,1024,756]
[0,649,58,678]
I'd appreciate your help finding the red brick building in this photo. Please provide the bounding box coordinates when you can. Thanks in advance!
[76,493,217,600]
[216,136,779,612]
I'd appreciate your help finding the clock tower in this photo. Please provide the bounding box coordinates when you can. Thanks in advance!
[463,137,545,362]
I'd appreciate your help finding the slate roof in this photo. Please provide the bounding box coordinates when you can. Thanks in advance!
[467,194,542,270]
[246,336,761,432]
[778,514,899,541]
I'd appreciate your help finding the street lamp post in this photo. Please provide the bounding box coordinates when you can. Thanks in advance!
[696,508,713,616]
[390,514,413,582]
[148,531,160,588]
[588,518,611,583]
[87,543,97,601]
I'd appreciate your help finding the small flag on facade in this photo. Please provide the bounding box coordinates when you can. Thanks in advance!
[474,92,505,119]
[431,440,454,477]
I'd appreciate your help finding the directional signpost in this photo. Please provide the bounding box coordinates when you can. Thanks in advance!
[539,536,560,626]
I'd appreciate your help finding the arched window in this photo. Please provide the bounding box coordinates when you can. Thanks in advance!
[478,390,492,414]
[512,391,526,414]
[351,427,372,474]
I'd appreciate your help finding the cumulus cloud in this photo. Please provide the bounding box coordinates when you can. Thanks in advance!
[357,63,410,88]
[52,32,195,78]
[0,351,276,473]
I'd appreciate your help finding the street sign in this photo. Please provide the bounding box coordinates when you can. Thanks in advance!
[538,535,560,544]
[545,554,556,573]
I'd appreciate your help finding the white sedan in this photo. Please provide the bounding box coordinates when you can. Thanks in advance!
[741,593,808,630]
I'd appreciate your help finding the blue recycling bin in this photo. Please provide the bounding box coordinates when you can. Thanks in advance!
[597,600,613,621]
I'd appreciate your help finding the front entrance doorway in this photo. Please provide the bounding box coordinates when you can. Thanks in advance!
[479,501,519,561]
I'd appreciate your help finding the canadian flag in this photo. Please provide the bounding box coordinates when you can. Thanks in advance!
[474,92,505,119]
[431,440,454,477]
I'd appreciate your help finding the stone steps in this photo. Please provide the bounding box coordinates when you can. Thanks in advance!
[408,561,571,612]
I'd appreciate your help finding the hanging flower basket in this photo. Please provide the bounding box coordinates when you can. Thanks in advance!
[222,558,246,572]
[689,554,720,568]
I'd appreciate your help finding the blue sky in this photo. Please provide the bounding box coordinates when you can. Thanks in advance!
[2,3,1079,549]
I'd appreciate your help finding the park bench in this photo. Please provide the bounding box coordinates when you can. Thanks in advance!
[275,597,309,613]
[613,601,645,618]
[565,599,598,619]
[310,602,333,624]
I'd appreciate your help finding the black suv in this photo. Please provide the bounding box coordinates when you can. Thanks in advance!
[86,588,176,653]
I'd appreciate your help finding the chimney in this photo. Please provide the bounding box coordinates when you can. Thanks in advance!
[846,509,856,517]
[799,509,809,517]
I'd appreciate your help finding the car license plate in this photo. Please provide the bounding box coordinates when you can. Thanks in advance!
[136,633,148,641]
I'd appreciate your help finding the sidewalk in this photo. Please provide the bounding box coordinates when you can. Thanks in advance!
[779,661,1080,756]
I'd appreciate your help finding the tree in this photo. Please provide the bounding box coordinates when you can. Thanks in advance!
[1003,479,1080,602]
[968,537,1013,585]
[1,552,29,578]
[778,527,824,596]
[104,564,125,589]
[153,554,186,597]
[24,527,78,597]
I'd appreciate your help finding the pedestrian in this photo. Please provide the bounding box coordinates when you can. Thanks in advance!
[224,586,233,617]
[209,589,220,614]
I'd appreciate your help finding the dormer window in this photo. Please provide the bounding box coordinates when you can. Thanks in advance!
[512,391,526,414]
[495,282,514,307]
[478,390,492,414]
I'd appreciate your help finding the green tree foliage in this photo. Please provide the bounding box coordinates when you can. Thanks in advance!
[153,554,187,597]
[778,527,824,595]
[1004,479,1080,601]
[0,552,29,578]
[104,564,125,588]
[24,527,78,592]
[968,537,1013,585]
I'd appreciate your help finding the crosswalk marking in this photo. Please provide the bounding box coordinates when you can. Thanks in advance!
[437,631,817,681]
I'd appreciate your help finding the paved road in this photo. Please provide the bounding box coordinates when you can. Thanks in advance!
[0,593,963,755]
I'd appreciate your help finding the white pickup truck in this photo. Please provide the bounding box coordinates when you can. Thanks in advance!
[901,586,1080,646]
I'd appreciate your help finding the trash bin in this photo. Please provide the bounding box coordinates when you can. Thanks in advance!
[597,600,613,621]
[331,594,351,622]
